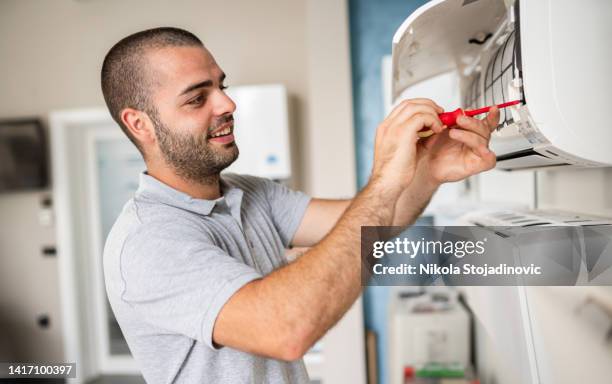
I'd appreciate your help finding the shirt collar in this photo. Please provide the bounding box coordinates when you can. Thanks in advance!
[136,172,244,218]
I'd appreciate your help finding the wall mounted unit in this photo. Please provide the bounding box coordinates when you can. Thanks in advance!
[0,119,47,192]
[391,0,612,171]
[389,290,470,384]
[460,209,612,228]
[224,84,292,180]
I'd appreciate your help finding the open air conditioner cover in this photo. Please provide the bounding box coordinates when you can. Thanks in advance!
[392,0,612,170]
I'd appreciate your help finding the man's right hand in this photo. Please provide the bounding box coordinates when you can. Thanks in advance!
[290,100,448,248]
[370,98,445,195]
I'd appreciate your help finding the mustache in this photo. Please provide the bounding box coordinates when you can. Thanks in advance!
[209,114,234,131]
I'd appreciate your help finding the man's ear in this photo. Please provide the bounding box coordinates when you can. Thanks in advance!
[120,107,156,146]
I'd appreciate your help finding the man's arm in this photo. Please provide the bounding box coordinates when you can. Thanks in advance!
[291,171,437,248]
[391,162,440,227]
[291,199,350,247]
[214,179,401,360]
[292,160,439,248]
[213,100,448,360]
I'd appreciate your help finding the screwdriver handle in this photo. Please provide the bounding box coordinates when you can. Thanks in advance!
[417,108,464,137]
[438,108,465,127]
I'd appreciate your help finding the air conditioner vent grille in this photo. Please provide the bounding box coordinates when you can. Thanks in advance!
[483,29,525,130]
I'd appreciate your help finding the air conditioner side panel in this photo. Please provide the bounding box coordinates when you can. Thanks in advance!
[520,0,612,166]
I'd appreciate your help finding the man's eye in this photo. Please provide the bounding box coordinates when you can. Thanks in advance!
[220,85,228,90]
[188,95,204,105]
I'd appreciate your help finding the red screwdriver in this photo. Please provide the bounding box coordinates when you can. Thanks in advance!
[418,100,521,137]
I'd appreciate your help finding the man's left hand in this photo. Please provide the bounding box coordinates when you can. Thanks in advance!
[417,106,500,185]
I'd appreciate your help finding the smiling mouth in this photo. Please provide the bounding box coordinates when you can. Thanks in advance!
[207,122,234,139]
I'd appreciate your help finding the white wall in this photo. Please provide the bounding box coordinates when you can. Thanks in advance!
[536,168,612,217]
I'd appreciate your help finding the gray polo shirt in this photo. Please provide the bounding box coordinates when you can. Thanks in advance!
[103,172,312,384]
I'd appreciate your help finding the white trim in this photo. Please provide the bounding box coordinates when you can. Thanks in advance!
[50,111,85,384]
[86,129,109,372]
[518,286,542,384]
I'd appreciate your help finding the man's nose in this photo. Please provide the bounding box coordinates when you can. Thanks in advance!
[213,89,236,116]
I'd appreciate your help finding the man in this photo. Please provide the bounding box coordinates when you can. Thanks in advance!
[101,27,498,384]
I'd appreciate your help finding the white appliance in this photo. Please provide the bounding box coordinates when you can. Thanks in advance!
[225,84,292,180]
[391,0,612,171]
[460,209,612,228]
[388,289,470,384]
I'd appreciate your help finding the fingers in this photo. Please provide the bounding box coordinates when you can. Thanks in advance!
[405,98,444,113]
[388,98,444,121]
[417,129,436,138]
[453,107,500,146]
[381,111,444,143]
[450,107,501,157]
[485,107,500,132]
[449,128,491,157]
[402,113,445,138]
[455,114,490,140]
[383,99,446,141]
[477,149,497,171]
[390,103,442,128]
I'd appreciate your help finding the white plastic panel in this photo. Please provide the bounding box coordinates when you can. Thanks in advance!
[520,0,612,166]
[224,84,291,180]
[391,0,506,101]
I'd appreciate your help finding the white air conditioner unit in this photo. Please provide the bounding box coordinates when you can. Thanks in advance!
[391,0,612,171]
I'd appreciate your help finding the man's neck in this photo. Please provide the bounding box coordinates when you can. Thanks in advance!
[146,165,222,200]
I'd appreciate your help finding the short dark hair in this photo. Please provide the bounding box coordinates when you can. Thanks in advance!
[101,27,203,154]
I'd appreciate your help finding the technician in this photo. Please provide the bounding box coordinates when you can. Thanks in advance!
[101,27,499,384]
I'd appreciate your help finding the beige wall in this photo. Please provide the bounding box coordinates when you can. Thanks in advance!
[0,0,357,195]
[306,0,357,198]
[0,0,308,117]
[0,0,358,371]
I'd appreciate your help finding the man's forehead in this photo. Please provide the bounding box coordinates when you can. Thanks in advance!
[145,46,222,89]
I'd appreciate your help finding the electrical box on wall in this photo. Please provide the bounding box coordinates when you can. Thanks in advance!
[224,84,291,180]
[0,119,48,192]
[389,290,470,384]
[391,0,612,171]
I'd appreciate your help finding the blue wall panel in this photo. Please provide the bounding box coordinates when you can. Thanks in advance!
[349,0,428,188]
[348,1,428,383]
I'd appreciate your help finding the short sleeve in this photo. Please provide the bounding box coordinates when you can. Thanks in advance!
[263,180,311,247]
[226,174,311,248]
[119,221,262,350]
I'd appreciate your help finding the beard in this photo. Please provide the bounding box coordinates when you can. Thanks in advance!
[150,110,239,183]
